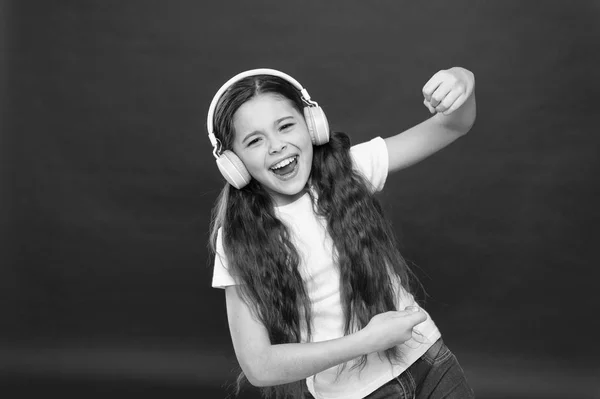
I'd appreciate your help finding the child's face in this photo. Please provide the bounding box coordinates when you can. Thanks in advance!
[231,93,313,206]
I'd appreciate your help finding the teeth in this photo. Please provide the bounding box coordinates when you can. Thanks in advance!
[271,156,296,170]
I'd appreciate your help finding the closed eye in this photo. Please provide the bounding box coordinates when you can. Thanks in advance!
[247,137,261,147]
[280,123,295,131]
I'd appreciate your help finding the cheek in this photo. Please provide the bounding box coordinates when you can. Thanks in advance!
[244,155,265,175]
[303,146,314,168]
[232,149,261,175]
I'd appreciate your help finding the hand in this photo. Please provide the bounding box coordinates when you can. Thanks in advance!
[361,306,427,353]
[422,67,475,116]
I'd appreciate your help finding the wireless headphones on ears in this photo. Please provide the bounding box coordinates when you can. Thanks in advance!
[206,68,330,189]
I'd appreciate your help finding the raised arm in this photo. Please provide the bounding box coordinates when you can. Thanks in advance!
[384,67,476,174]
[225,285,426,387]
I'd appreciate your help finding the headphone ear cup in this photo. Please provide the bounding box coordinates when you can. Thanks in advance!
[304,106,330,146]
[216,150,251,189]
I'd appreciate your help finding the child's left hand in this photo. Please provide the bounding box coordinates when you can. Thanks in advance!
[422,67,475,116]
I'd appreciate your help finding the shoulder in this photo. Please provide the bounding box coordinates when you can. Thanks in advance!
[350,136,387,157]
[350,136,389,192]
[212,227,240,289]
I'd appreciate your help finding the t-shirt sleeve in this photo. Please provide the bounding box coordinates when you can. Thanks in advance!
[211,227,240,289]
[350,136,389,193]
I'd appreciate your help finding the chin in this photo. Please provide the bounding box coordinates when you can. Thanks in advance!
[275,178,307,195]
[265,174,309,204]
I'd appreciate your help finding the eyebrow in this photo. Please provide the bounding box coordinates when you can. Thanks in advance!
[241,116,295,143]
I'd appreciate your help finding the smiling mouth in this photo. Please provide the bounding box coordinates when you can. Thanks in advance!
[270,156,298,176]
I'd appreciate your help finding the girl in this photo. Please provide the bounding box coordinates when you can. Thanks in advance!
[208,67,476,399]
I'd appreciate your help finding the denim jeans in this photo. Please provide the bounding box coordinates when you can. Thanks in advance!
[364,338,475,399]
[304,338,475,399]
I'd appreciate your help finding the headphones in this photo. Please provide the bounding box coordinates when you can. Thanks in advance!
[206,68,330,189]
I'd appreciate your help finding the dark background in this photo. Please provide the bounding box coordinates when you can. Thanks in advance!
[1,1,599,398]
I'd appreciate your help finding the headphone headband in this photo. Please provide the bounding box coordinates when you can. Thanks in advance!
[206,68,315,148]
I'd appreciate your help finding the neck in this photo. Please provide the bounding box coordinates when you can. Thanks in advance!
[271,187,308,207]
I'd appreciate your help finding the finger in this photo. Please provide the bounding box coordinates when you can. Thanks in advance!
[423,99,436,114]
[393,308,426,322]
[443,93,467,115]
[406,311,427,326]
[411,328,431,344]
[428,80,453,108]
[395,306,420,315]
[392,312,416,319]
[422,72,444,102]
[435,88,462,113]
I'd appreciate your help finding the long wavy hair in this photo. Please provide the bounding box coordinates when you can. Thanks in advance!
[209,74,418,399]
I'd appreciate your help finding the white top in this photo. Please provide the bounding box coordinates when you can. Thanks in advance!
[212,137,441,399]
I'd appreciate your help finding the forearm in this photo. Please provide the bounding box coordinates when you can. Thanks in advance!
[384,81,476,172]
[248,329,371,387]
[431,87,476,135]
[385,94,475,172]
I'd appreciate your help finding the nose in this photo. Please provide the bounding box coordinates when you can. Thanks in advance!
[268,137,287,154]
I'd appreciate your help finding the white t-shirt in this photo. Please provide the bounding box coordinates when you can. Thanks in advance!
[212,137,441,399]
